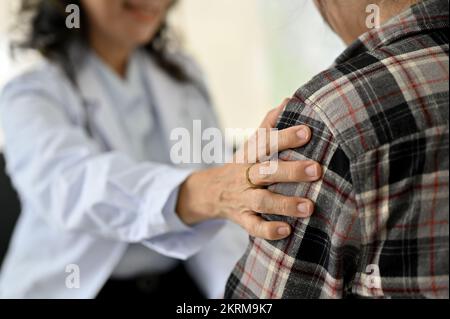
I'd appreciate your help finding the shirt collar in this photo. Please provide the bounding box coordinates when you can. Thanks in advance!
[335,0,449,64]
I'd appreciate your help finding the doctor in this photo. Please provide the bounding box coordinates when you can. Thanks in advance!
[0,0,322,298]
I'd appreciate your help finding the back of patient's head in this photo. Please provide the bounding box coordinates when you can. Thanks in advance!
[314,0,421,44]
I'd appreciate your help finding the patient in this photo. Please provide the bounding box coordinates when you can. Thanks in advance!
[226,0,449,299]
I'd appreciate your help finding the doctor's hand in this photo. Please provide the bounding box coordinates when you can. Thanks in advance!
[177,98,322,241]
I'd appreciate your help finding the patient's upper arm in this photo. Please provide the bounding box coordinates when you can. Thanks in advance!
[226,96,361,299]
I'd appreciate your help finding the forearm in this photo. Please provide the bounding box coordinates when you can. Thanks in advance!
[22,151,193,241]
[176,167,222,226]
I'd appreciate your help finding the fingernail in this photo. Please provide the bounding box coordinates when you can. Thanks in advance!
[305,164,320,177]
[297,128,309,140]
[277,226,291,236]
[298,202,312,215]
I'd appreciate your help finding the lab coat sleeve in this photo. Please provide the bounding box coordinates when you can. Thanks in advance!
[147,186,225,260]
[184,222,249,298]
[0,75,223,260]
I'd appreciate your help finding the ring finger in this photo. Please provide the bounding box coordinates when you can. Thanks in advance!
[248,160,323,186]
[246,189,315,218]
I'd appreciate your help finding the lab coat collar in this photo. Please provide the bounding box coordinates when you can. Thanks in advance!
[74,47,203,154]
[140,51,193,133]
[81,49,144,111]
[75,49,142,152]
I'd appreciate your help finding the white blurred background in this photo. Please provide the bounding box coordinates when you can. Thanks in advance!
[0,0,345,149]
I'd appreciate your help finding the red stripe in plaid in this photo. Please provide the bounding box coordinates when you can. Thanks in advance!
[268,136,336,297]
[298,49,446,106]
[378,47,433,126]
[243,239,345,298]
[324,71,369,150]
[430,126,444,296]
[366,181,449,206]
[353,281,449,294]
[332,76,448,128]
[361,15,449,49]
[226,0,449,299]
[297,50,448,134]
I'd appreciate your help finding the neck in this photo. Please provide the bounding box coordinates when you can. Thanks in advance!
[379,0,419,24]
[89,32,134,78]
[340,0,419,45]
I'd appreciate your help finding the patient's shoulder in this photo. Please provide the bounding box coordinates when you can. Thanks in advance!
[289,52,381,159]
[279,52,382,161]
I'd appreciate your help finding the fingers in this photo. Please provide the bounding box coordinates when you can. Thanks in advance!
[249,160,323,186]
[245,189,315,218]
[249,98,312,162]
[252,124,312,163]
[239,213,292,240]
[276,125,312,153]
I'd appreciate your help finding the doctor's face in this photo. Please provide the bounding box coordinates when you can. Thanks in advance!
[80,0,172,49]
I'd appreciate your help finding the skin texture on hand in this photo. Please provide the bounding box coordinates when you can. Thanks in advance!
[177,162,321,240]
[176,99,323,241]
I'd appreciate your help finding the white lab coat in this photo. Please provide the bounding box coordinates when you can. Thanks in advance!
[0,47,247,299]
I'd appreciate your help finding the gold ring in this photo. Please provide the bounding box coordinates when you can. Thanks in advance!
[246,164,263,189]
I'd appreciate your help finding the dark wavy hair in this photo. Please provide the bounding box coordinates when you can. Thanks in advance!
[15,0,190,83]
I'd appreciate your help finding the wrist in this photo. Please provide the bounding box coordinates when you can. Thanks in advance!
[176,169,214,225]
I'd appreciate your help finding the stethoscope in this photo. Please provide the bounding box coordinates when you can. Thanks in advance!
[63,50,212,154]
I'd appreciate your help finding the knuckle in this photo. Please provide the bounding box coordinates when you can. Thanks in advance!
[251,191,265,211]
[277,130,288,148]
[293,162,305,179]
[258,173,271,184]
[247,224,257,237]
[288,161,307,180]
[281,198,293,213]
[252,221,264,238]
[241,218,256,236]
[287,164,300,180]
[264,225,277,240]
[284,130,294,146]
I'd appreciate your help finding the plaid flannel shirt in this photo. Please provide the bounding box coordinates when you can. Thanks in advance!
[226,0,449,299]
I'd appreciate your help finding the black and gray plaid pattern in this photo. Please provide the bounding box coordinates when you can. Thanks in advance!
[226,0,449,299]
